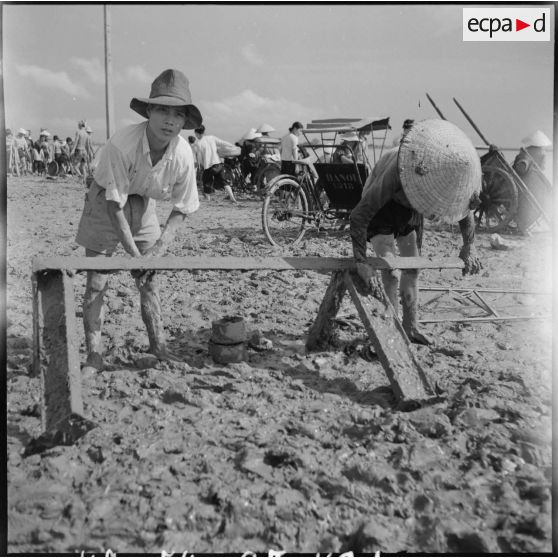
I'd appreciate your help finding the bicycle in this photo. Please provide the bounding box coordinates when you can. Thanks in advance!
[222,156,258,197]
[262,160,345,247]
[261,117,390,247]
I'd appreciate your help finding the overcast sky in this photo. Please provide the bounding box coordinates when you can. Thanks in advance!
[2,3,555,150]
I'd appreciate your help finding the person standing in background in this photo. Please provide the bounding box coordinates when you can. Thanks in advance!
[194,124,239,203]
[280,121,303,175]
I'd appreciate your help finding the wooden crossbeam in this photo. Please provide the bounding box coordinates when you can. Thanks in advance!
[29,256,465,443]
[32,255,464,273]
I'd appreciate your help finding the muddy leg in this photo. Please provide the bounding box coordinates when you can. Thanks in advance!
[224,184,238,204]
[82,255,110,372]
[136,271,181,362]
[397,232,431,345]
[371,234,399,316]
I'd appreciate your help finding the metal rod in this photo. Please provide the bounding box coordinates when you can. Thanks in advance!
[419,315,550,324]
[419,286,551,296]
[426,93,446,120]
[452,97,491,146]
[474,291,500,317]
[104,5,115,140]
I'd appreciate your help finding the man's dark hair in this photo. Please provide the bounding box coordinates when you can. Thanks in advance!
[195,125,205,135]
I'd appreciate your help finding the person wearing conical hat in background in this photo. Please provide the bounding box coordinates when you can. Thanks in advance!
[513,130,552,235]
[332,131,360,164]
[75,69,202,374]
[256,123,275,137]
[238,128,262,184]
[350,119,483,346]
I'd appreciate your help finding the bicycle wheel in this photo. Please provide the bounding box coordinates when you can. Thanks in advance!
[256,163,281,191]
[262,177,309,247]
[475,165,518,233]
[47,160,59,178]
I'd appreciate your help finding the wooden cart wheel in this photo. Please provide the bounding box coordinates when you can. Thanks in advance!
[475,165,518,233]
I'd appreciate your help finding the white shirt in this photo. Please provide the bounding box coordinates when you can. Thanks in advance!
[93,122,199,215]
[280,132,299,162]
[195,135,237,169]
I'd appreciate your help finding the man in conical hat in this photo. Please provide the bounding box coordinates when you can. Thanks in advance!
[350,119,482,345]
[513,129,552,233]
[75,69,202,373]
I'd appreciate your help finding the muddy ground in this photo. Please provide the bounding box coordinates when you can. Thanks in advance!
[6,174,553,554]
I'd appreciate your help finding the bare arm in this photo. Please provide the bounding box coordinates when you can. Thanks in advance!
[106,200,142,257]
[142,209,188,257]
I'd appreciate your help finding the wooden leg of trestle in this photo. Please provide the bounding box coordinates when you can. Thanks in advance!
[306,270,347,352]
[34,269,84,431]
[344,270,434,402]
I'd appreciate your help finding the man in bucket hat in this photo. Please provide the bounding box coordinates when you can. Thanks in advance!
[350,119,482,346]
[75,69,202,373]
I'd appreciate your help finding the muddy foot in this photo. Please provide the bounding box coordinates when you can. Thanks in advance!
[405,328,432,346]
[150,346,183,363]
[82,352,104,374]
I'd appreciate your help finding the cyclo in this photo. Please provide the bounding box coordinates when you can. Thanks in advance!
[261,117,391,247]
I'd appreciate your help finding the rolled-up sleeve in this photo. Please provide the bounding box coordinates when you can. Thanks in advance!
[170,151,200,214]
[93,142,131,208]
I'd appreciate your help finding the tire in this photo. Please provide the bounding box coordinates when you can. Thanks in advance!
[262,177,309,247]
[475,165,518,233]
[47,160,59,178]
[255,163,281,191]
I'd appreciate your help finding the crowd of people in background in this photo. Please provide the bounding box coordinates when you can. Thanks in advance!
[6,120,95,178]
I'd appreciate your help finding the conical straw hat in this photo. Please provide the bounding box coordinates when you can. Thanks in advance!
[398,119,481,221]
[256,123,275,133]
[521,130,551,147]
[241,128,262,141]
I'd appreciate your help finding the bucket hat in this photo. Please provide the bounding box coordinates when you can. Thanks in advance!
[17,128,27,135]
[256,123,275,133]
[521,130,551,148]
[398,119,481,221]
[130,69,202,130]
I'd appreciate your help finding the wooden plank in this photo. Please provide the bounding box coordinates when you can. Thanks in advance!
[32,255,464,273]
[344,271,434,402]
[306,270,347,351]
[35,270,84,431]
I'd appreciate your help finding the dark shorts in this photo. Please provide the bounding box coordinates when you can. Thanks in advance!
[202,163,230,194]
[75,180,160,255]
[367,200,423,241]
[73,148,88,164]
[281,161,297,176]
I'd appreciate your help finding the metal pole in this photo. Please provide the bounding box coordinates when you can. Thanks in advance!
[104,5,115,139]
